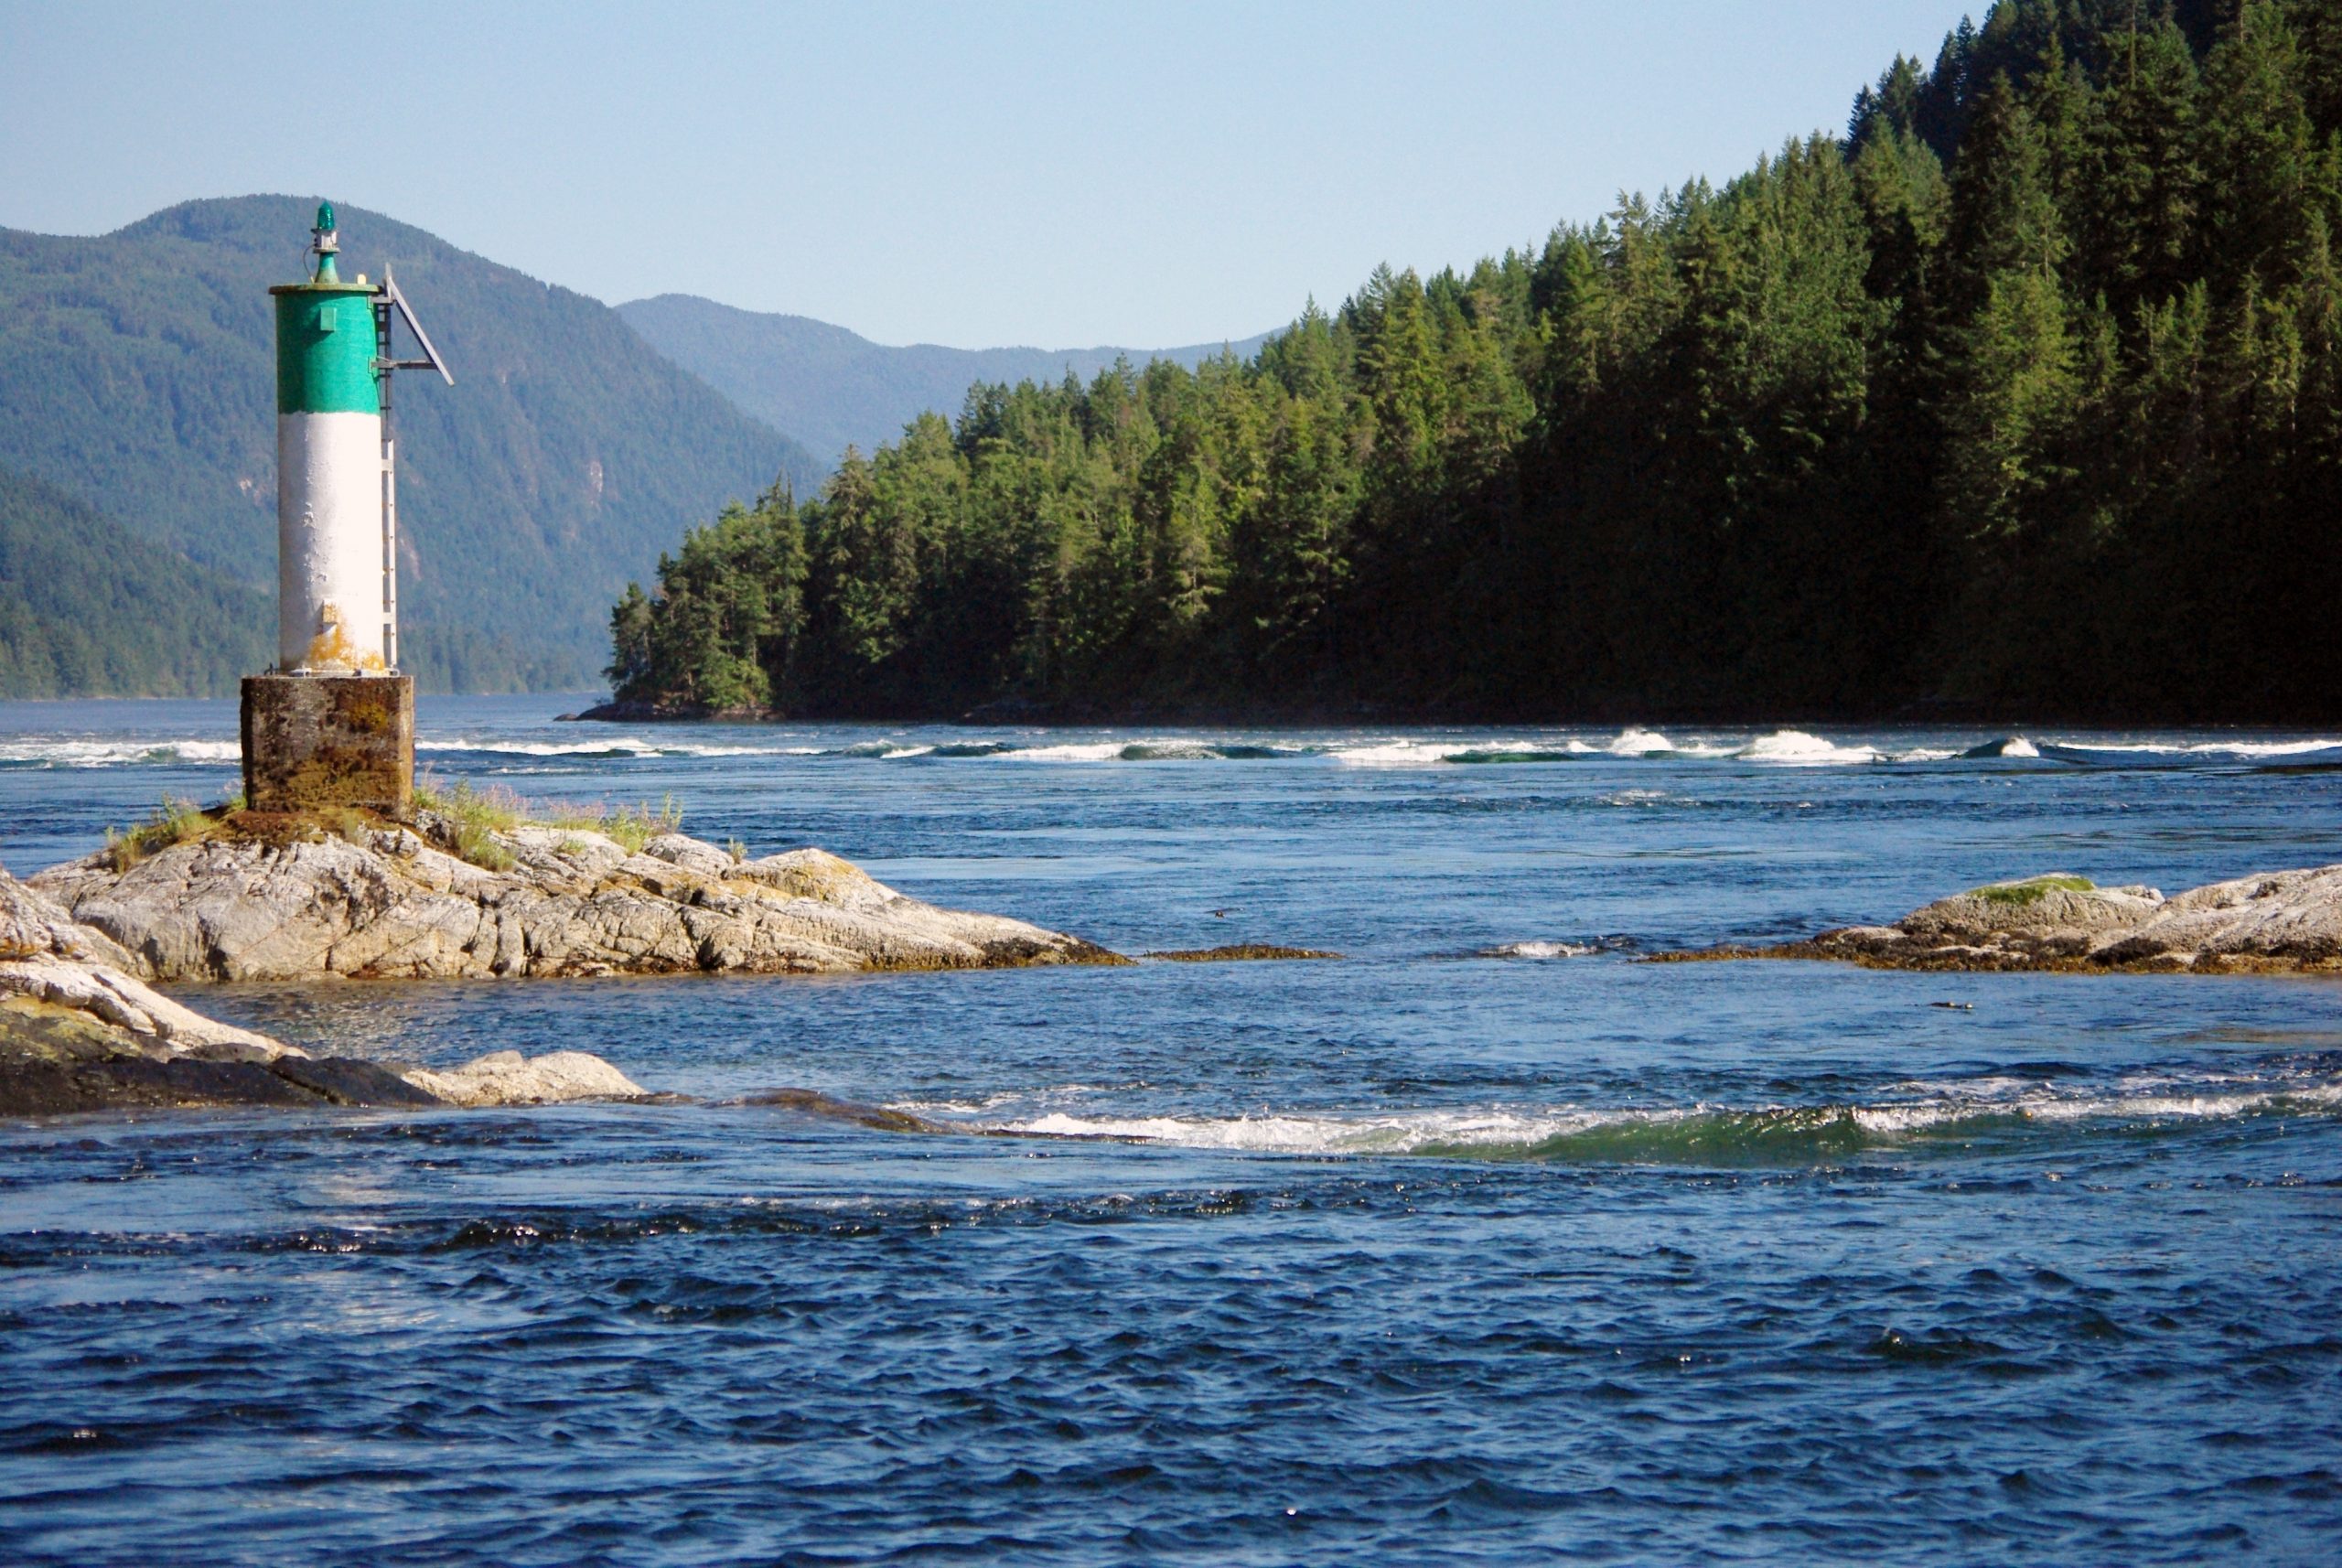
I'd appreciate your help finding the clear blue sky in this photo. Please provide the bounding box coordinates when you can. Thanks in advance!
[1,1,1974,349]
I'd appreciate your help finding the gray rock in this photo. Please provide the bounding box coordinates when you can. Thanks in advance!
[402,1049,647,1107]
[1794,865,2342,972]
[0,862,650,1115]
[31,819,1123,983]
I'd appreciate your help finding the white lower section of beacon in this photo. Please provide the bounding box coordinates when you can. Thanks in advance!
[276,412,388,672]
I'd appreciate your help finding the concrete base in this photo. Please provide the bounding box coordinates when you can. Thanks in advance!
[241,674,414,816]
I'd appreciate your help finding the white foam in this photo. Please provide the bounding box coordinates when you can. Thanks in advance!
[990,1073,2342,1157]
[1004,741,1141,763]
[1735,730,1880,766]
[1331,738,1499,767]
[420,736,663,757]
[1329,741,1433,766]
[415,737,833,758]
[1005,1107,1615,1155]
[2044,737,2342,758]
[1482,940,1595,959]
[2212,738,2342,757]
[0,738,241,768]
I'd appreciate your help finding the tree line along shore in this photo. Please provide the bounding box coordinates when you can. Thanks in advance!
[602,0,2342,726]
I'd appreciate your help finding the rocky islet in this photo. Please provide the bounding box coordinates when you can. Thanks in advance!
[3,805,1123,1115]
[30,811,1123,983]
[1701,866,2342,974]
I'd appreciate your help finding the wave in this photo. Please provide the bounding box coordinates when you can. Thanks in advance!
[0,738,242,768]
[1961,736,2041,759]
[2038,737,2342,765]
[1605,725,1680,755]
[1480,940,1596,959]
[1002,740,1317,762]
[6,725,2337,772]
[1735,729,1880,765]
[1334,729,1905,768]
[983,1077,2342,1163]
[417,736,831,759]
[1335,728,1730,767]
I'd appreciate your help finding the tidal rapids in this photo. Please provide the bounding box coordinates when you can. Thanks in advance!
[2,698,2338,1563]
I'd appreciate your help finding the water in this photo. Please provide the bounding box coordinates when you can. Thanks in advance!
[2,698,2339,1563]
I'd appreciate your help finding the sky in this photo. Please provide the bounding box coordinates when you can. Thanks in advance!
[0,1,1977,349]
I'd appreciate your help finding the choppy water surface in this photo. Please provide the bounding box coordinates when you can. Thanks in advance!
[2,698,2339,1564]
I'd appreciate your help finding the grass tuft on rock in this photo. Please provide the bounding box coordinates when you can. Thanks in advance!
[539,793,683,854]
[413,773,685,867]
[1970,875,2096,908]
[101,772,695,876]
[414,777,523,833]
[103,796,220,871]
[412,777,525,870]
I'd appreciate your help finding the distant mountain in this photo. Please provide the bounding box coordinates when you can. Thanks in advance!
[618,295,1275,464]
[0,197,824,692]
[0,464,268,698]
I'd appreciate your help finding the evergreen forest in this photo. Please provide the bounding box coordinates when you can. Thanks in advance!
[607,0,2342,724]
[0,465,269,698]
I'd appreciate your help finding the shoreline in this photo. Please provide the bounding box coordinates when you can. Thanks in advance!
[556,697,2342,730]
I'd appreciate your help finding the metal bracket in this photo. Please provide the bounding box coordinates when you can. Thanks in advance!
[379,268,454,385]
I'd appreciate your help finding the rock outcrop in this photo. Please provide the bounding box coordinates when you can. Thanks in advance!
[30,816,1123,983]
[1724,867,2342,973]
[0,863,650,1115]
[403,1049,649,1108]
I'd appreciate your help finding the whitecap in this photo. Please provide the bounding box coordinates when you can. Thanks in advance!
[2207,737,2342,757]
[1735,729,1880,765]
[418,736,668,757]
[0,738,242,768]
[1331,739,1492,767]
[984,1071,2342,1160]
[1003,1108,1613,1155]
[1481,940,1596,959]
[2040,737,2342,759]
[1005,741,1145,763]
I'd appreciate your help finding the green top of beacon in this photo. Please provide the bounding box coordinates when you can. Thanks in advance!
[268,200,378,415]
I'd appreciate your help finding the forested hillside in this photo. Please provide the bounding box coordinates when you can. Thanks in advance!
[0,465,267,697]
[0,197,822,692]
[618,295,1273,465]
[607,0,2342,724]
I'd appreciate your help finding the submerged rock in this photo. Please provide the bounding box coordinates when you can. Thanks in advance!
[31,819,1123,983]
[1142,944,1343,961]
[740,1086,951,1133]
[1714,866,2342,973]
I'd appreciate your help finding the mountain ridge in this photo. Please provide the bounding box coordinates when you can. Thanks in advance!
[0,196,824,692]
[618,293,1274,464]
